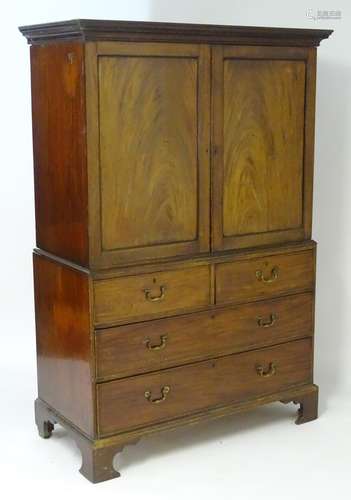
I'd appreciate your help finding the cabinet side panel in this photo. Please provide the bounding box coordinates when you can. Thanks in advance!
[30,43,89,265]
[33,253,94,436]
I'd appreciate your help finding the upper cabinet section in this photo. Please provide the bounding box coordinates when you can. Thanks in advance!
[212,46,316,251]
[21,21,332,269]
[86,42,210,267]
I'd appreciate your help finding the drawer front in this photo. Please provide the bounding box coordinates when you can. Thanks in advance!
[94,266,210,326]
[216,250,314,305]
[96,293,313,380]
[97,338,312,436]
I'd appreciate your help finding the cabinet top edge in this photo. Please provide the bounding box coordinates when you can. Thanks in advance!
[19,19,333,46]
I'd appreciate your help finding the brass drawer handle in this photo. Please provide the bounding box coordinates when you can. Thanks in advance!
[144,385,170,404]
[143,285,166,302]
[255,266,279,283]
[144,335,168,351]
[256,362,276,378]
[257,314,277,328]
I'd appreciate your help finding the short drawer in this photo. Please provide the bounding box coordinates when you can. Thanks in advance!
[216,250,314,305]
[95,293,314,380]
[97,338,312,436]
[93,266,210,327]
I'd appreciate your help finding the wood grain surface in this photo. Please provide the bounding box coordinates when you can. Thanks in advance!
[86,42,210,267]
[93,265,210,326]
[211,46,314,252]
[223,59,305,237]
[33,253,94,436]
[97,338,312,436]
[95,292,313,381]
[216,249,315,305]
[30,43,89,265]
[99,55,197,249]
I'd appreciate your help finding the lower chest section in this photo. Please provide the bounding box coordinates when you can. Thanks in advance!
[92,244,315,438]
[97,338,312,436]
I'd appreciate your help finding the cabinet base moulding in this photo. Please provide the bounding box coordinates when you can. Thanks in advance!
[35,384,319,483]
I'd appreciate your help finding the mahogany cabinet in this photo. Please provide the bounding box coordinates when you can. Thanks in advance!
[20,19,332,483]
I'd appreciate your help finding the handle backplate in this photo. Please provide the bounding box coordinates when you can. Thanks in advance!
[144,334,168,351]
[257,314,277,328]
[256,362,276,378]
[255,266,279,283]
[143,285,166,302]
[144,385,170,404]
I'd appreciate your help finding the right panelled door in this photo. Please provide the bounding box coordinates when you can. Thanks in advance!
[211,46,316,251]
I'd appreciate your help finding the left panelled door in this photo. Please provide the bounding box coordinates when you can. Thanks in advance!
[86,42,211,268]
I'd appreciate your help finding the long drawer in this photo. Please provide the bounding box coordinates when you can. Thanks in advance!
[93,265,210,327]
[216,250,315,305]
[95,293,314,380]
[97,338,312,436]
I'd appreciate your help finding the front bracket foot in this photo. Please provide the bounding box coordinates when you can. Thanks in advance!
[76,436,139,483]
[280,384,319,425]
[77,438,122,483]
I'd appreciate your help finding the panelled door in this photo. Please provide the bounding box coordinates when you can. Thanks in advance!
[86,42,210,267]
[211,46,316,252]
